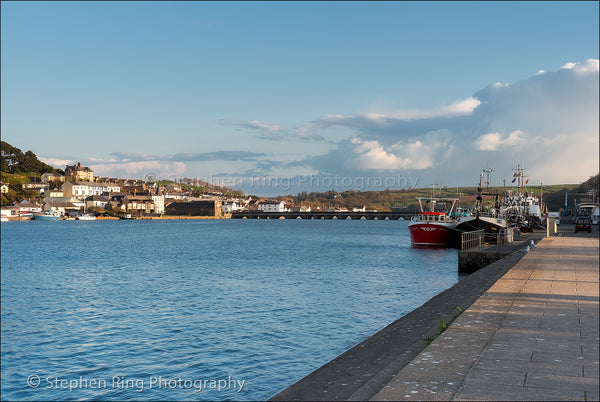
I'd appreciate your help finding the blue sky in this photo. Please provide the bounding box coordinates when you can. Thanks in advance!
[1,1,598,195]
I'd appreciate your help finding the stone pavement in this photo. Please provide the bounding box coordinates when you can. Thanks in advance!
[371,232,599,401]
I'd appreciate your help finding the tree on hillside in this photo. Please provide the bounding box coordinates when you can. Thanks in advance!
[0,141,63,175]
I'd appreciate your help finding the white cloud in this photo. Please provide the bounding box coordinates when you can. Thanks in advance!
[475,130,528,151]
[326,97,481,125]
[38,157,74,169]
[561,59,599,74]
[331,130,453,172]
[90,161,187,179]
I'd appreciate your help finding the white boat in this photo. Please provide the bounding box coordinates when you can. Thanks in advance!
[1,215,9,222]
[77,213,96,221]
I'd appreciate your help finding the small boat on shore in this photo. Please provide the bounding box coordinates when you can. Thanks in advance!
[77,213,96,221]
[33,210,61,221]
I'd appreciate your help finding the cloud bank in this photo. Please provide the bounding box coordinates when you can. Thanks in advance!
[42,59,599,194]
[288,58,598,189]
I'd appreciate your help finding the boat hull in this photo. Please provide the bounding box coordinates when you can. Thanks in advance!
[455,216,507,243]
[408,222,454,247]
[34,214,61,221]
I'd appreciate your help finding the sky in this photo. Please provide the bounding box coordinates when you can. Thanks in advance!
[1,1,598,196]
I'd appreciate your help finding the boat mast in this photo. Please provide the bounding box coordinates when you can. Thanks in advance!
[483,163,493,192]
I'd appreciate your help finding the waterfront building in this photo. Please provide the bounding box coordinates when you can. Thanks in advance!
[165,200,222,217]
[15,199,43,214]
[222,200,244,213]
[151,193,165,214]
[43,196,85,210]
[258,200,287,213]
[85,195,110,210]
[41,200,80,215]
[124,195,156,214]
[288,205,312,213]
[1,183,9,194]
[0,206,19,218]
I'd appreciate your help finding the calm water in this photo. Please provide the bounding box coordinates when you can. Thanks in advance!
[1,219,458,401]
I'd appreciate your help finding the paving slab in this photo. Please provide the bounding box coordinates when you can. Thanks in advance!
[371,233,599,401]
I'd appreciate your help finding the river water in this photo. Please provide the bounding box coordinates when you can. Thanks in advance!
[1,219,458,400]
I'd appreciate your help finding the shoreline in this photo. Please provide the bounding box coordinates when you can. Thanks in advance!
[95,215,226,220]
[270,232,545,401]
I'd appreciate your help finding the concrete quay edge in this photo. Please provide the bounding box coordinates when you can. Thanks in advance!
[270,233,545,401]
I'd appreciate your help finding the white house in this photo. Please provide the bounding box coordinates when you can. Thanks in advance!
[257,200,287,213]
[62,181,122,199]
[1,206,19,218]
[222,201,245,213]
[151,194,165,214]
[62,181,93,198]
[15,199,43,214]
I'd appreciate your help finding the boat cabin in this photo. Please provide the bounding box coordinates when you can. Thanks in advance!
[416,211,453,223]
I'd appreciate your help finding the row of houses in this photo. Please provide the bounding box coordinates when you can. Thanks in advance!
[2,162,335,217]
[1,197,222,218]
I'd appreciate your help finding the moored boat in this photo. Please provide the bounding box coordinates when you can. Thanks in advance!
[77,213,96,220]
[33,210,61,221]
[455,214,508,243]
[408,197,458,247]
[454,171,508,242]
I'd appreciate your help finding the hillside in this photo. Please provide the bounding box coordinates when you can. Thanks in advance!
[277,181,584,213]
[542,173,599,213]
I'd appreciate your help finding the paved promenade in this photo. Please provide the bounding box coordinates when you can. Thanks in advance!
[371,232,599,401]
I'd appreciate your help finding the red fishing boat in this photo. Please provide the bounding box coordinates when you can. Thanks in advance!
[408,197,458,247]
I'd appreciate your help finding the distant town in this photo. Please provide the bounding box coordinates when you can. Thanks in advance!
[1,161,332,220]
[1,141,598,222]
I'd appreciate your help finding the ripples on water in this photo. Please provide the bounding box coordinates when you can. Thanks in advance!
[1,219,458,400]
